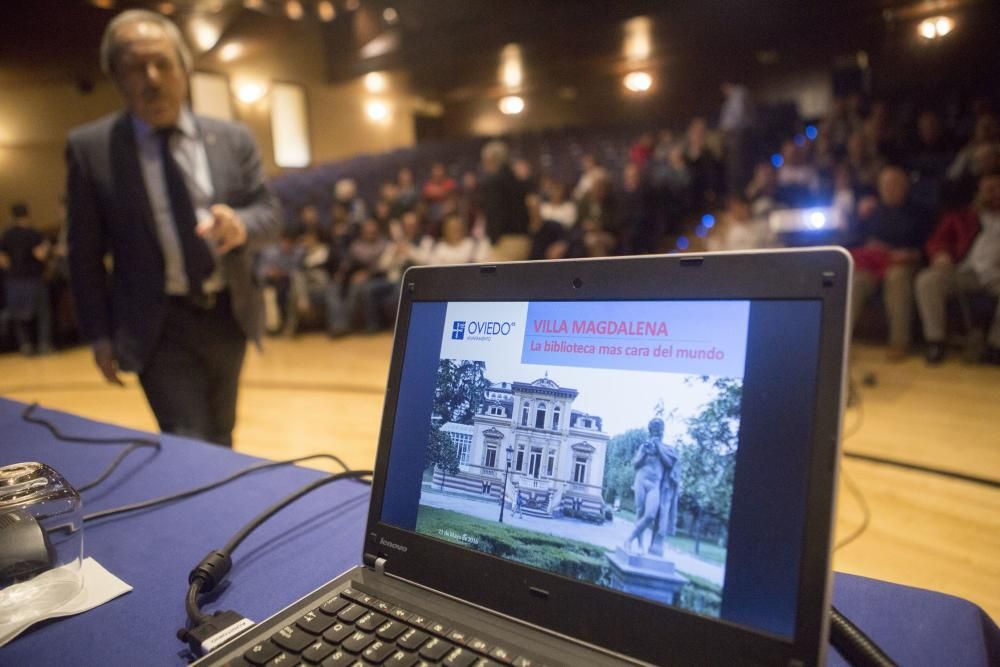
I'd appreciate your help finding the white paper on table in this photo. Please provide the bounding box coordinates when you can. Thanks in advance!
[0,557,132,647]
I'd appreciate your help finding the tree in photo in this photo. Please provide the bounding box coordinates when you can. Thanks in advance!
[678,377,742,555]
[426,427,460,489]
[433,359,492,425]
[602,428,646,511]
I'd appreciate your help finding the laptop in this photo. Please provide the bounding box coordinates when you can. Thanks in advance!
[195,248,852,667]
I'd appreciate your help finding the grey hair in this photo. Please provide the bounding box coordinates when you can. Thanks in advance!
[481,140,510,165]
[100,9,193,77]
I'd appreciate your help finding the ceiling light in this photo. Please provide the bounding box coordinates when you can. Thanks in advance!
[364,72,387,93]
[189,18,222,52]
[918,15,954,39]
[383,7,398,24]
[285,0,304,20]
[235,81,268,104]
[499,44,523,90]
[218,43,244,62]
[317,0,336,21]
[498,96,524,115]
[623,16,652,62]
[365,100,390,123]
[623,71,653,92]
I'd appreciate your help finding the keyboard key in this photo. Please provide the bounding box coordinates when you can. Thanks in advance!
[443,647,478,667]
[339,587,365,603]
[298,610,338,635]
[447,629,469,645]
[273,624,316,653]
[419,637,454,661]
[264,652,297,667]
[472,659,503,667]
[373,599,394,614]
[376,620,406,641]
[337,604,367,623]
[320,597,350,616]
[356,611,388,632]
[341,630,375,654]
[427,621,451,637]
[511,657,536,667]
[320,650,354,667]
[397,628,429,651]
[385,651,419,667]
[488,646,515,664]
[390,607,413,621]
[362,640,398,664]
[321,622,353,645]
[244,640,282,665]
[408,614,430,629]
[301,640,337,664]
[467,638,492,654]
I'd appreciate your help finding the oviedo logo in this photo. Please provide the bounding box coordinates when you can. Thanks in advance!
[451,320,517,341]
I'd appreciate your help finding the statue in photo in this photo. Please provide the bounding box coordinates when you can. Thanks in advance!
[623,417,682,557]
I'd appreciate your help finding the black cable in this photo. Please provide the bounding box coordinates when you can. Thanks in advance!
[83,453,366,522]
[183,469,372,631]
[21,402,162,493]
[829,605,898,667]
[841,451,1000,489]
[834,467,871,552]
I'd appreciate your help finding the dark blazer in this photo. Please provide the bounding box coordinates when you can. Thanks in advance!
[66,112,281,372]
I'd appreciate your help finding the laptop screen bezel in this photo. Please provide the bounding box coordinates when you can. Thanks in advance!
[362,249,850,666]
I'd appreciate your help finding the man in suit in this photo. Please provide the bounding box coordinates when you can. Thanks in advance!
[66,10,280,446]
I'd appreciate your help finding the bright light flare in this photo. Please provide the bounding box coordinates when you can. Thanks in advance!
[365,100,390,123]
[498,96,525,115]
[623,71,652,93]
[235,81,267,104]
[364,72,387,93]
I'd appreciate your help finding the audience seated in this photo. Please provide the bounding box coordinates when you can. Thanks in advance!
[706,195,775,252]
[426,213,492,265]
[849,166,930,361]
[915,172,1000,365]
[326,218,387,337]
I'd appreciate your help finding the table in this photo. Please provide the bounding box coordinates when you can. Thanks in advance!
[1,399,997,666]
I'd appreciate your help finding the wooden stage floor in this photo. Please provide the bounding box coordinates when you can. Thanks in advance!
[2,336,998,622]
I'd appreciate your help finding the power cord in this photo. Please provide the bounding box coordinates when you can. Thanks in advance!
[829,606,898,667]
[21,402,162,493]
[178,469,372,654]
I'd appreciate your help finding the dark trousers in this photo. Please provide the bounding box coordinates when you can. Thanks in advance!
[139,293,246,447]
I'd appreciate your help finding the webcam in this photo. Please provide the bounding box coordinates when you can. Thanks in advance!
[572,277,583,289]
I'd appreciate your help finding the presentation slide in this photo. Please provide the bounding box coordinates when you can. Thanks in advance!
[413,300,750,619]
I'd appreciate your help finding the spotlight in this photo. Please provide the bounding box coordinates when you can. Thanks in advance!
[623,71,652,93]
[365,100,390,122]
[285,0,304,20]
[498,96,525,115]
[918,15,954,39]
[364,72,387,93]
[808,210,827,229]
[218,43,243,62]
[317,0,336,21]
[805,125,818,140]
[383,7,398,24]
[235,82,267,104]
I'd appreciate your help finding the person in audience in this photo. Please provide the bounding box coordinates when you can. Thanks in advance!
[776,138,820,206]
[620,163,656,254]
[628,132,655,170]
[707,195,775,251]
[865,100,902,164]
[850,166,929,361]
[573,153,609,202]
[334,178,366,228]
[422,162,457,225]
[284,229,330,336]
[426,213,492,265]
[258,229,304,335]
[575,175,621,257]
[842,130,884,201]
[296,204,325,239]
[360,211,433,331]
[396,167,419,211]
[380,181,406,220]
[539,181,577,229]
[745,162,778,219]
[684,117,721,211]
[947,115,1000,207]
[915,172,1000,365]
[905,110,956,214]
[326,218,387,337]
[821,95,863,158]
[513,158,538,194]
[372,198,394,229]
[456,170,482,229]
[719,81,754,196]
[480,140,531,261]
[0,203,52,355]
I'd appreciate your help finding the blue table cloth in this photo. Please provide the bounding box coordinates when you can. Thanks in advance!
[0,398,996,666]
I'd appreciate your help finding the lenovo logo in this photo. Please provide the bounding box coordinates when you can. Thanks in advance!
[379,537,408,552]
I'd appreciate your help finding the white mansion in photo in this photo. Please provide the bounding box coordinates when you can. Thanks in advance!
[436,375,610,521]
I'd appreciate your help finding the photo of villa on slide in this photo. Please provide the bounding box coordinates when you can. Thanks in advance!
[416,358,742,619]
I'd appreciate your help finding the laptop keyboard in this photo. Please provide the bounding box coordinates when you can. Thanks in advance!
[232,585,547,667]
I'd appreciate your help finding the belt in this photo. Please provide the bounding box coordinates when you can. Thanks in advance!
[168,290,225,311]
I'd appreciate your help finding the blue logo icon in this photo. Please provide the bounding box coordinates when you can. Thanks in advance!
[452,321,466,340]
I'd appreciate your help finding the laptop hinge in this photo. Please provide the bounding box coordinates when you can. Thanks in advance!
[374,557,387,575]
[362,553,388,574]
[362,552,377,568]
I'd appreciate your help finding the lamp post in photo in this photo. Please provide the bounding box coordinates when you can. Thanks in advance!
[499,444,514,523]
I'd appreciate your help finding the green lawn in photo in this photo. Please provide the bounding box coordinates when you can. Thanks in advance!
[667,535,727,566]
[415,506,609,585]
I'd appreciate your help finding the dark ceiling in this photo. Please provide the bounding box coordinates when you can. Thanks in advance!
[2,0,996,107]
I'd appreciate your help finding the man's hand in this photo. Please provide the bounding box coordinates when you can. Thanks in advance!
[92,339,124,386]
[198,204,248,254]
[932,252,953,267]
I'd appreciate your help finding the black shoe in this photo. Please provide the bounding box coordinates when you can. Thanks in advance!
[924,342,947,365]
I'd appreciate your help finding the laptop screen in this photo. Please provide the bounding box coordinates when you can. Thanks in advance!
[380,297,823,640]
